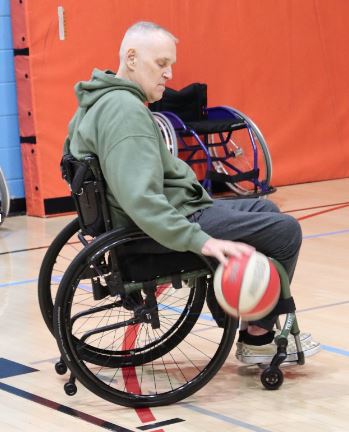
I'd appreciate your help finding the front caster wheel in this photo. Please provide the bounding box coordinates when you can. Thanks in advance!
[261,367,284,390]
[64,382,77,396]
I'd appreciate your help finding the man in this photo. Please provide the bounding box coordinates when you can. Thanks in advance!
[65,21,320,364]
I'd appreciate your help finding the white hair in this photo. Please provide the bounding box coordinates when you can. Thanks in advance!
[119,21,178,62]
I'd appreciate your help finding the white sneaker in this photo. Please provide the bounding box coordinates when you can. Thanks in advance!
[235,332,320,365]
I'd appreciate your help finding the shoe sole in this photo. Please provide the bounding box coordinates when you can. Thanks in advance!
[235,333,311,357]
[236,335,320,365]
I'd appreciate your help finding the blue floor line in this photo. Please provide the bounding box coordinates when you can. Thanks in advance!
[303,228,349,239]
[321,345,349,357]
[298,300,349,313]
[0,278,38,288]
[181,403,271,432]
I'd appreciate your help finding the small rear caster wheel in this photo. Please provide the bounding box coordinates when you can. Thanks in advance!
[261,367,284,390]
[55,360,67,375]
[64,382,77,396]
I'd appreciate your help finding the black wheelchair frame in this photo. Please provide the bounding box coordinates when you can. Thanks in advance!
[40,153,239,407]
[39,153,304,408]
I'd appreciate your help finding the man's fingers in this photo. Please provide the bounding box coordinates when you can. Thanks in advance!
[222,242,254,259]
[215,250,229,266]
[201,238,255,266]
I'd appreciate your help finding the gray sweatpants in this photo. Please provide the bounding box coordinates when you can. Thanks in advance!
[189,198,302,330]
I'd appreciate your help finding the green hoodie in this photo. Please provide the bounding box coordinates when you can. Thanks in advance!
[65,69,213,254]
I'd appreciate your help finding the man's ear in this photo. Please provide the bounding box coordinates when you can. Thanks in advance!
[126,49,137,70]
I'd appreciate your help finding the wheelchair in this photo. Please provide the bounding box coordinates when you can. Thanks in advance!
[149,83,275,197]
[38,129,303,409]
[39,151,239,407]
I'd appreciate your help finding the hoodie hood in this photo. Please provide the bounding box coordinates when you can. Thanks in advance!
[74,69,147,109]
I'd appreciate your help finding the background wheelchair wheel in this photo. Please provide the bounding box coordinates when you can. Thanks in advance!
[153,112,178,157]
[0,166,10,225]
[54,229,238,407]
[38,218,91,334]
[208,112,272,196]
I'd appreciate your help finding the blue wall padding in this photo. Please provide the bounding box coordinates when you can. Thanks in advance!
[0,82,18,116]
[0,16,12,49]
[0,115,20,148]
[0,0,10,16]
[0,50,15,81]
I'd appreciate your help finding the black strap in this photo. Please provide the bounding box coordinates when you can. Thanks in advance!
[20,136,36,144]
[14,48,29,56]
[60,154,91,194]
[255,297,296,323]
[70,164,89,194]
[171,274,182,289]
[272,297,296,315]
[208,169,259,184]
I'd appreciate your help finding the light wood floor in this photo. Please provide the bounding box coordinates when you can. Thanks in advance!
[1,178,349,432]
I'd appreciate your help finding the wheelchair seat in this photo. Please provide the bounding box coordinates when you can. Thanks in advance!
[117,239,209,282]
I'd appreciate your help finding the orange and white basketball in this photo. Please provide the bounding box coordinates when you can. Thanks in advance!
[213,251,280,321]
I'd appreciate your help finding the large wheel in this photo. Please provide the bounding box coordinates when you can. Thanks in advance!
[54,229,237,407]
[208,108,272,196]
[0,166,10,225]
[38,218,91,334]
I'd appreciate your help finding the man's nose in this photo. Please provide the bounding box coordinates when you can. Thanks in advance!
[163,66,172,80]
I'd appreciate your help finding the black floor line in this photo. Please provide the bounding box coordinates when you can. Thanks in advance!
[0,381,135,432]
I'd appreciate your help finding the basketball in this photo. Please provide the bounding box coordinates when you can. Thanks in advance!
[213,251,280,321]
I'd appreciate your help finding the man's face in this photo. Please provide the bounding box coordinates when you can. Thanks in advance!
[130,33,176,103]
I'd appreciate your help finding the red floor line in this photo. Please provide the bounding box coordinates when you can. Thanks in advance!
[121,324,156,424]
[284,201,349,214]
[296,203,349,221]
[122,285,169,429]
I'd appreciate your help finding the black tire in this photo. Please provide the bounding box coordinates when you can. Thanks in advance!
[54,228,238,407]
[38,218,84,334]
[55,360,68,375]
[0,166,10,225]
[64,382,77,396]
[261,367,284,390]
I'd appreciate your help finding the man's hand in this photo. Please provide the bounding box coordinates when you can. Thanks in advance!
[201,238,254,266]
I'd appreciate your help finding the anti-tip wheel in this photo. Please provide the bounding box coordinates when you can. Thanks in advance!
[55,360,68,375]
[261,366,284,390]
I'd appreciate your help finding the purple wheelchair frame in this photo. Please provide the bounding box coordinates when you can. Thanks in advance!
[160,106,273,196]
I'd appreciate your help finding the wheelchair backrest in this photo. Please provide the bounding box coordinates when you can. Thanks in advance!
[61,153,112,237]
[149,82,207,122]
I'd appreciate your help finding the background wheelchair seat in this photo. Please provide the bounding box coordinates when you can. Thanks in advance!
[183,118,246,135]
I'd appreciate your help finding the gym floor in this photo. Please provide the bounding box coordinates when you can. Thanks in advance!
[1,178,348,432]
